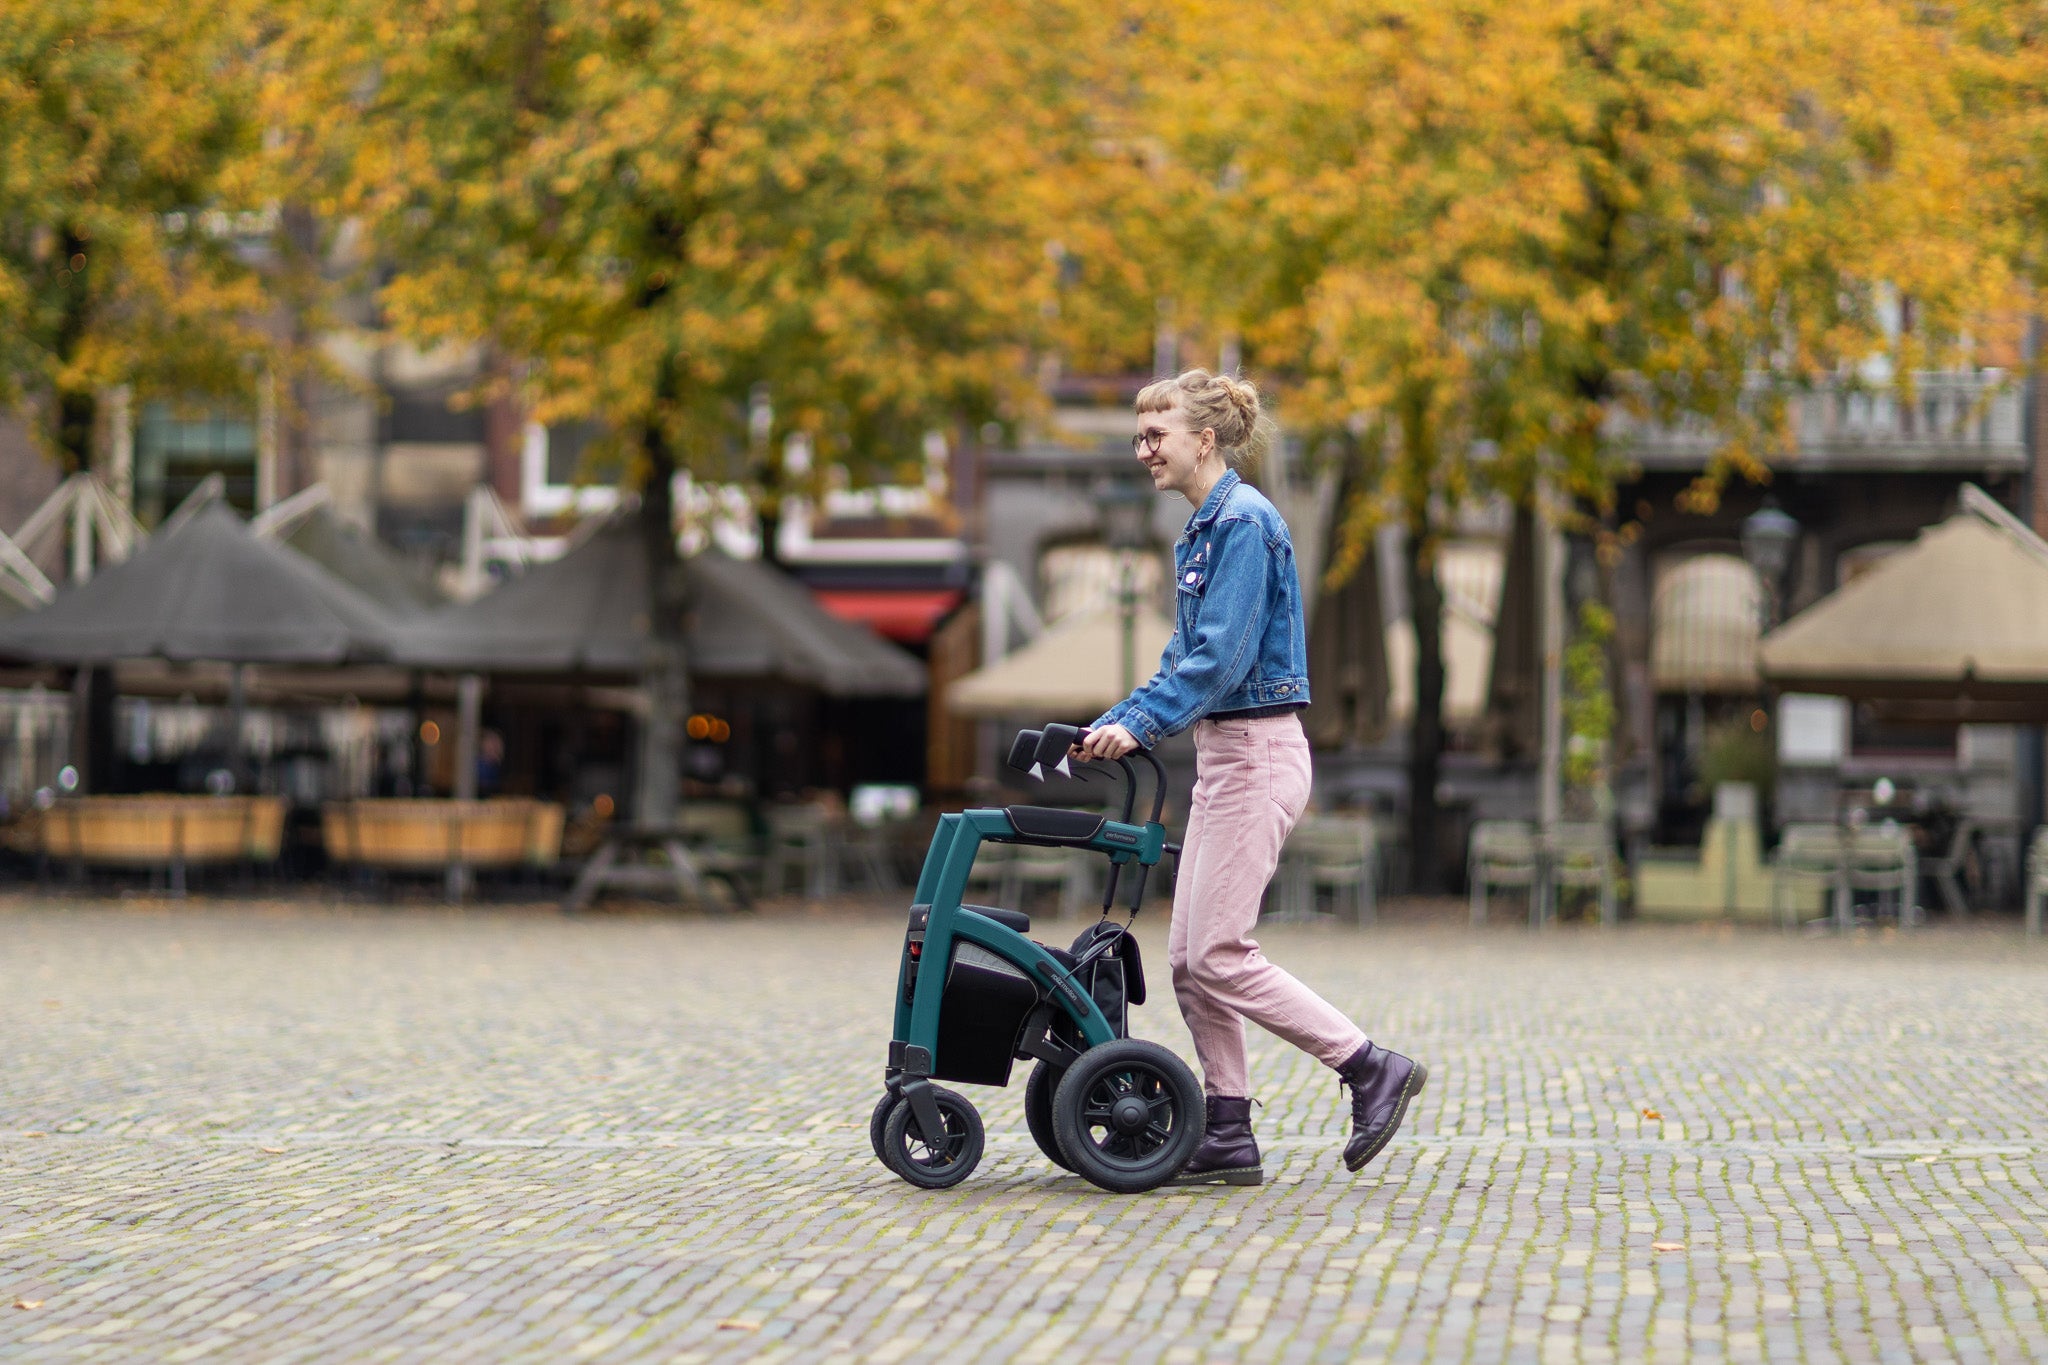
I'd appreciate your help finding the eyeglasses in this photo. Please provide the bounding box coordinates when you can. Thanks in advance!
[1131,428,1173,456]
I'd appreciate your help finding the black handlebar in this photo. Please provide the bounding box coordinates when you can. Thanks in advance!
[1005,725,1166,824]
[1006,725,1170,915]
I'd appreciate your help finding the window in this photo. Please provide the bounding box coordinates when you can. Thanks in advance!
[136,402,255,525]
[521,421,620,517]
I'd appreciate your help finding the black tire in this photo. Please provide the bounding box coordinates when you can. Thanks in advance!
[881,1087,985,1189]
[869,1091,899,1165]
[1051,1039,1204,1194]
[1023,1060,1072,1172]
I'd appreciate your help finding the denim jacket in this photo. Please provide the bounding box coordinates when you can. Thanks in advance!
[1091,469,1311,749]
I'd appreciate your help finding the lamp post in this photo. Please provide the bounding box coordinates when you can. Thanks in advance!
[1740,498,1800,629]
[1100,477,1154,697]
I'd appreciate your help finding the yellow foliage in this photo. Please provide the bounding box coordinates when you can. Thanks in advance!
[0,0,286,463]
[272,0,1125,485]
[1133,0,2012,558]
[2,0,2035,526]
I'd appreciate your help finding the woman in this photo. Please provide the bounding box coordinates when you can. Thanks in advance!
[1076,369,1427,1186]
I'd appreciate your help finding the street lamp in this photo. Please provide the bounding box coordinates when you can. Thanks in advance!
[1740,498,1800,628]
[1099,477,1154,696]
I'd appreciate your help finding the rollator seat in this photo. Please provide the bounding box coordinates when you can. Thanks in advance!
[963,904,1032,934]
[906,903,1031,935]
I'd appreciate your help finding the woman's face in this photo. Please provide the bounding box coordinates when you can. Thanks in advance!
[1132,400,1218,499]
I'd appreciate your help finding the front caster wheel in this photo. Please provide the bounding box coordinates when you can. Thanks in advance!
[1023,1060,1072,1172]
[1052,1039,1204,1194]
[881,1087,984,1189]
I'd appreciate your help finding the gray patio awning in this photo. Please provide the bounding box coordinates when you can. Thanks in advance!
[1759,485,2048,715]
[0,502,397,665]
[947,605,1176,719]
[281,505,446,614]
[387,517,926,696]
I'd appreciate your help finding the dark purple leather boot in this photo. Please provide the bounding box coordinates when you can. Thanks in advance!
[1172,1095,1262,1186]
[1336,1042,1428,1172]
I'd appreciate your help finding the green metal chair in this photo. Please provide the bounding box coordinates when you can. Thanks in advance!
[1848,824,1918,927]
[1468,820,1539,927]
[1277,814,1378,926]
[1540,821,1618,927]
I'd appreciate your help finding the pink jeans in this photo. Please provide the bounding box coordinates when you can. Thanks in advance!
[1168,713,1368,1097]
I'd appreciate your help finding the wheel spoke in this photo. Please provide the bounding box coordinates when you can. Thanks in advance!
[901,1109,966,1167]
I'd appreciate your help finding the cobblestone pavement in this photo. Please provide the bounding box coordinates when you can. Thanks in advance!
[4,896,2048,1362]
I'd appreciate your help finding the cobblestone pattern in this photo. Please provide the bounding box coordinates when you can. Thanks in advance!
[4,899,2048,1362]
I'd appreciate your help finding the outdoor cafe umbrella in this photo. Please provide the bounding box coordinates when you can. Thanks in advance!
[947,604,1176,720]
[0,499,400,789]
[280,503,446,615]
[387,516,926,696]
[1758,485,2048,721]
[0,500,397,666]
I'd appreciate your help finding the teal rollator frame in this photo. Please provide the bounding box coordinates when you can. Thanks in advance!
[871,725,1207,1194]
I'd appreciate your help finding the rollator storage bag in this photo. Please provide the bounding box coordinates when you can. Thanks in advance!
[1051,921,1146,1045]
[933,939,1039,1087]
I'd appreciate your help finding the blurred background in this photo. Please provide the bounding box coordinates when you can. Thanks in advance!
[4,0,2048,923]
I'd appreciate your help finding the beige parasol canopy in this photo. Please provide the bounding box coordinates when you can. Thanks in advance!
[947,605,1176,720]
[1759,485,2048,714]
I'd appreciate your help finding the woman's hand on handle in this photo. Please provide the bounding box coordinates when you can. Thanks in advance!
[1076,723,1139,762]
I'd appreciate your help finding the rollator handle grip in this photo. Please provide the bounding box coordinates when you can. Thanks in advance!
[1004,724,1090,779]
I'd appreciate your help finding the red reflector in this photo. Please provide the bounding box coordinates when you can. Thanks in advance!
[908,942,922,958]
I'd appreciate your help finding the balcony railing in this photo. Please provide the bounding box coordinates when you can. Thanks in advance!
[1620,371,2026,472]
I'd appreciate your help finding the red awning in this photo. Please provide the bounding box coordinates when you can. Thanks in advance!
[813,589,964,645]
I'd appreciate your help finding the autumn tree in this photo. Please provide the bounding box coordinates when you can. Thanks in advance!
[280,0,1110,826]
[0,0,284,479]
[1138,0,2006,886]
[1136,0,1599,882]
[1949,1,2048,409]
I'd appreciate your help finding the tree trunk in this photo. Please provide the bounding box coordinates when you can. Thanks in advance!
[1406,528,1446,893]
[1485,502,1541,761]
[279,204,324,502]
[55,229,95,474]
[54,227,111,789]
[632,419,690,830]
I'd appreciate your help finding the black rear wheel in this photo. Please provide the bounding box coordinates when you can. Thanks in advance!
[1051,1039,1204,1194]
[1023,1060,1072,1172]
[880,1087,984,1189]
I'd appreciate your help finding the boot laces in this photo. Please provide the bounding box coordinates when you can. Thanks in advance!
[1338,1074,1372,1126]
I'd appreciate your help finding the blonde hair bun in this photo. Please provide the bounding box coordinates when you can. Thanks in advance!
[1134,368,1275,471]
